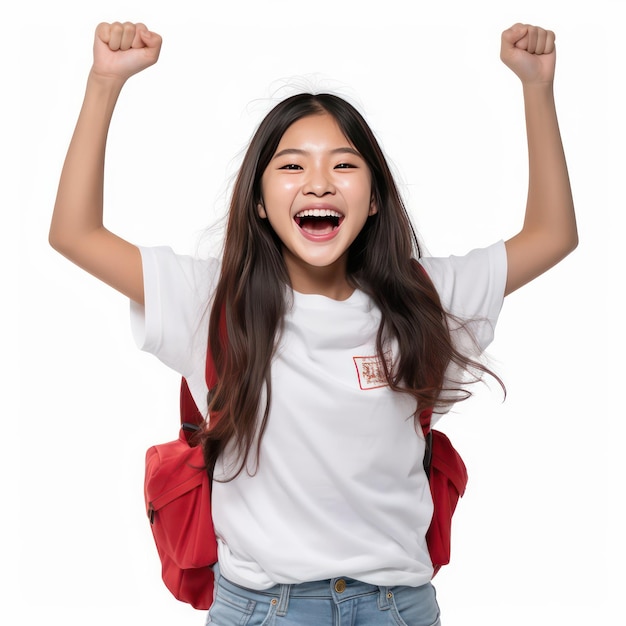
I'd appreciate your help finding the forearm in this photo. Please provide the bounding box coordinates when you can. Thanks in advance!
[500,23,578,294]
[521,82,577,252]
[49,72,125,253]
[49,22,161,304]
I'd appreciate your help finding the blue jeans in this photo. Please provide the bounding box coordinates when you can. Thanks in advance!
[206,567,441,626]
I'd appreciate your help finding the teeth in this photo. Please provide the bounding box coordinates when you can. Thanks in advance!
[295,209,342,218]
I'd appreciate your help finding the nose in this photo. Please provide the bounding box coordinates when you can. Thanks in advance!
[302,165,335,197]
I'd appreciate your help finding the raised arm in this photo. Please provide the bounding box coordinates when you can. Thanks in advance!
[49,22,162,305]
[500,24,578,296]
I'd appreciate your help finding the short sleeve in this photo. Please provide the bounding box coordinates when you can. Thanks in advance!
[419,241,507,353]
[129,246,220,413]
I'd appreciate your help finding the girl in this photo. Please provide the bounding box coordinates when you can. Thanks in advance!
[49,21,577,626]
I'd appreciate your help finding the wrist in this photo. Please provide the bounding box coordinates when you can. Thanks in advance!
[81,70,125,119]
[87,68,127,92]
[521,79,554,94]
[521,81,557,122]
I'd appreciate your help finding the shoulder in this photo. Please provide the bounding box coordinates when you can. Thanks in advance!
[131,246,221,379]
[139,246,221,298]
[418,241,507,319]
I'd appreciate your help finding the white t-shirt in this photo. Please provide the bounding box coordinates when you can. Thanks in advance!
[130,241,507,589]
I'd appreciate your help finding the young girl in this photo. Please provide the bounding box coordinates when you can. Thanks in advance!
[50,20,577,626]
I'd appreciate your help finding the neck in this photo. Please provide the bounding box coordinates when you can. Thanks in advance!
[283,250,353,301]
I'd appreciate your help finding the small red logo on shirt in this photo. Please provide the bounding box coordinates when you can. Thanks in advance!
[353,352,392,390]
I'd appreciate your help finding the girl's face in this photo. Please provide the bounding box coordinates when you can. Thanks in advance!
[259,113,377,298]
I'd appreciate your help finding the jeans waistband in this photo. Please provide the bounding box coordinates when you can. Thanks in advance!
[217,571,394,617]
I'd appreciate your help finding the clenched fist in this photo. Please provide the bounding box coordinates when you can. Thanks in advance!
[92,22,162,82]
[501,23,556,85]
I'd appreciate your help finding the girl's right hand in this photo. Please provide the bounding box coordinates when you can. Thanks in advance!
[92,22,162,82]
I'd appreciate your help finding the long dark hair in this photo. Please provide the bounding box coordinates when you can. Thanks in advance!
[200,93,499,478]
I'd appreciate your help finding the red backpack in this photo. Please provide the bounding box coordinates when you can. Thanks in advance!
[144,336,468,609]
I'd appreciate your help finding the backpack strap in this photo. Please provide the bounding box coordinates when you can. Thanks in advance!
[412,258,436,475]
[419,408,434,477]
[180,306,227,440]
[180,378,204,436]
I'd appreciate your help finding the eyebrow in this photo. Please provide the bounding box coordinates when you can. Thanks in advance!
[272,147,363,159]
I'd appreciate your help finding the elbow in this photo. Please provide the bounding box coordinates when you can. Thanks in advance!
[48,228,59,251]
[563,225,579,258]
[551,212,579,261]
[565,203,579,254]
[550,230,578,269]
[48,225,68,255]
[48,226,62,252]
[49,222,80,259]
[554,232,578,265]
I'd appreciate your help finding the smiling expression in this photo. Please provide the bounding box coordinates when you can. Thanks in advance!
[258,112,377,297]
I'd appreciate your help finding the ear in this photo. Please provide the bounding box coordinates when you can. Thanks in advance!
[257,202,267,219]
[368,197,378,216]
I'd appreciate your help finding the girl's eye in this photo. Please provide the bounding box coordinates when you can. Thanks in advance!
[335,163,356,169]
[279,164,302,170]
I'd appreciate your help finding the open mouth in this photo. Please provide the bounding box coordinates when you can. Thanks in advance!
[294,209,344,236]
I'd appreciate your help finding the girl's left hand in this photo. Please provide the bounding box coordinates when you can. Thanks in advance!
[500,23,556,85]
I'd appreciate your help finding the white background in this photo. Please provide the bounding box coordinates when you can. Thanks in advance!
[10,0,624,624]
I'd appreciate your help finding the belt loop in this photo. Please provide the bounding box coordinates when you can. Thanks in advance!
[277,583,292,616]
[378,585,391,610]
